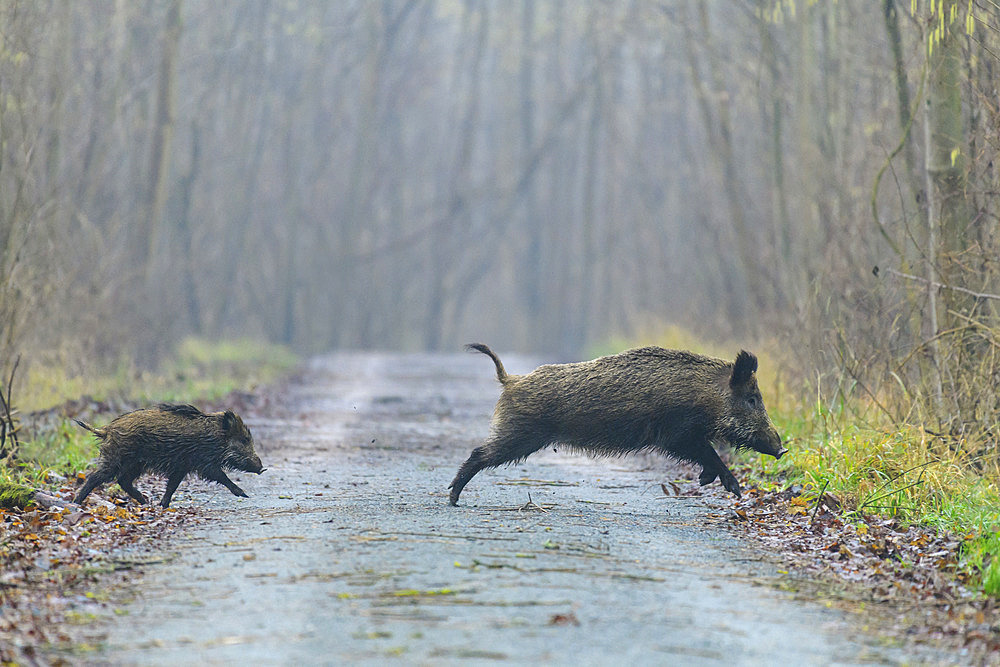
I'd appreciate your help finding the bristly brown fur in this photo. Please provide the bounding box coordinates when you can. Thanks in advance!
[74,404,264,508]
[449,345,785,505]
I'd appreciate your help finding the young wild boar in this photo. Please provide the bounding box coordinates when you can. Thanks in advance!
[74,404,265,508]
[449,344,787,505]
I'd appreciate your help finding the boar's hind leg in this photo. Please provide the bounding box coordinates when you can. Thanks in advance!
[74,468,113,505]
[449,434,548,506]
[448,447,488,506]
[692,442,741,498]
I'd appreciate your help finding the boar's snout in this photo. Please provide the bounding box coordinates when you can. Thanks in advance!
[756,428,786,459]
[242,455,265,474]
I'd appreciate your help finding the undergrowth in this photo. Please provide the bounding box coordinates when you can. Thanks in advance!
[20,337,298,412]
[746,407,1000,597]
[597,326,1000,597]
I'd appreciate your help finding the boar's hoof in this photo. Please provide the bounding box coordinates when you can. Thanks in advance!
[698,468,718,486]
[721,473,742,498]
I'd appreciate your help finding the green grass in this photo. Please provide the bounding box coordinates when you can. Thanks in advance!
[0,481,36,509]
[20,337,298,412]
[1,337,299,501]
[16,418,97,475]
[737,393,1000,596]
[963,532,1000,596]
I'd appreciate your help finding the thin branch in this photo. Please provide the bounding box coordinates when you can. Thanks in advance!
[809,478,831,528]
[0,355,19,456]
[836,350,901,429]
[880,267,1000,301]
[870,58,926,259]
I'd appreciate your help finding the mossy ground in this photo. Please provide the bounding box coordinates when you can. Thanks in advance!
[0,481,36,509]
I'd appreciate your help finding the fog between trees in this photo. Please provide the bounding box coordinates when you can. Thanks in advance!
[1,1,998,433]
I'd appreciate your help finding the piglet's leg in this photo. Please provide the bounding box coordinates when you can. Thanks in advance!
[74,468,114,505]
[118,477,149,505]
[160,470,187,508]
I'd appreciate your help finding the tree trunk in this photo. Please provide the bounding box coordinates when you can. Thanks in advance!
[926,0,970,317]
[144,0,182,279]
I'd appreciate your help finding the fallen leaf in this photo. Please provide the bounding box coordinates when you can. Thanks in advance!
[549,612,580,626]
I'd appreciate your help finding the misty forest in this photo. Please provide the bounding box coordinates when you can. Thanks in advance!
[4,0,1000,661]
[0,0,997,433]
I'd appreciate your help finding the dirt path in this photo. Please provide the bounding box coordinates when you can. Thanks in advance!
[87,352,932,664]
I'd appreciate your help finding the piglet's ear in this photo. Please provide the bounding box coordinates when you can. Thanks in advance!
[730,350,758,388]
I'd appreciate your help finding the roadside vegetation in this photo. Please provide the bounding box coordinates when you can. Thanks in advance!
[755,407,1000,597]
[597,325,1000,599]
[0,338,297,663]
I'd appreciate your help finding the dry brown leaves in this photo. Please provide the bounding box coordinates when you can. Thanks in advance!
[0,481,195,664]
[722,482,1000,661]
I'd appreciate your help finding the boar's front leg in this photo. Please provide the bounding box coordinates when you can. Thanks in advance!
[692,442,741,498]
[160,470,188,508]
[201,467,248,498]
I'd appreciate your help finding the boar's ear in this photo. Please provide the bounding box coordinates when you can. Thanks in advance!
[221,410,238,433]
[730,350,758,388]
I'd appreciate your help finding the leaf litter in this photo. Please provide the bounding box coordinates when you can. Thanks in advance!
[716,476,1000,661]
[0,480,196,664]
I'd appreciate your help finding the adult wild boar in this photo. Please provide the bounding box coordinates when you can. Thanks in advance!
[449,344,786,505]
[74,404,265,508]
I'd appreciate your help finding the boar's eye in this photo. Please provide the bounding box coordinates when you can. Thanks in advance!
[745,395,759,409]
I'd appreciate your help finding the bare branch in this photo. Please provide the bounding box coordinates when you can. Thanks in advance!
[879,267,1000,302]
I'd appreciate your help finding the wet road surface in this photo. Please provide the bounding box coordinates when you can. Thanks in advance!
[94,352,922,665]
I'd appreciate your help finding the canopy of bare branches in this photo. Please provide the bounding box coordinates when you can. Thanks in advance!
[0,0,997,433]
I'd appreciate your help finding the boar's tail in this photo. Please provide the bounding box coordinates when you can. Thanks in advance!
[466,343,509,384]
[74,419,107,439]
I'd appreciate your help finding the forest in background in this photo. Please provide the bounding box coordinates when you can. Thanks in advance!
[0,0,998,438]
